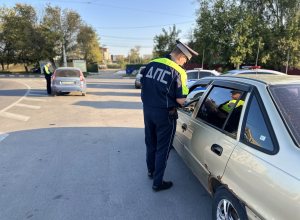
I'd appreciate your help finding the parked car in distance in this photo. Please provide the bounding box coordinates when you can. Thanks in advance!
[135,66,146,89]
[30,66,41,73]
[222,66,285,75]
[51,67,87,96]
[186,68,220,88]
[173,74,300,220]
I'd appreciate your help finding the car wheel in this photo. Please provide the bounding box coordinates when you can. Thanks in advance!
[52,92,57,97]
[82,92,86,96]
[212,186,248,220]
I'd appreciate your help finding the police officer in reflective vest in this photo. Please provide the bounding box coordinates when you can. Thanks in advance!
[43,62,52,94]
[141,40,198,192]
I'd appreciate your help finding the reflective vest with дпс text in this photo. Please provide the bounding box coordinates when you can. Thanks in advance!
[141,55,189,109]
[149,58,189,96]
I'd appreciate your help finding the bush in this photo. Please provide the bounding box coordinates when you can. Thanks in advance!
[0,71,12,74]
[107,64,121,69]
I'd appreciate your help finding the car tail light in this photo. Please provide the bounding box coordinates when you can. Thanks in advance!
[79,71,83,81]
[52,70,56,82]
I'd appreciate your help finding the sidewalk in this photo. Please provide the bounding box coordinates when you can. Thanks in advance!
[0,75,45,78]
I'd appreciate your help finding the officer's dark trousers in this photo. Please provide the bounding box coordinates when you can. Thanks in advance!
[45,75,51,94]
[143,105,177,186]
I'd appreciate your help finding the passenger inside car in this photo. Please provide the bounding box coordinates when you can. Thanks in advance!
[197,87,246,135]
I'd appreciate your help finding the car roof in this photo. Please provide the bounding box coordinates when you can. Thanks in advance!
[224,69,285,75]
[204,75,300,85]
[56,67,81,71]
[186,69,220,76]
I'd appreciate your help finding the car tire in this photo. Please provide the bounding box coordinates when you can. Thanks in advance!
[212,186,248,220]
[82,92,86,96]
[52,92,57,97]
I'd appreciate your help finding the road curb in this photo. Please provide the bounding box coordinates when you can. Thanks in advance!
[122,77,136,79]
[0,75,44,78]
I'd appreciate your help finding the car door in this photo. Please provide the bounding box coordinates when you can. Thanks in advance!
[174,82,210,159]
[182,80,252,190]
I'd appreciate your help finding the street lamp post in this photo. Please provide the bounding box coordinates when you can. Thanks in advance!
[59,12,67,67]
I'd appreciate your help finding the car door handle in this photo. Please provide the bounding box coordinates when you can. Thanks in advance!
[182,123,187,131]
[211,144,223,156]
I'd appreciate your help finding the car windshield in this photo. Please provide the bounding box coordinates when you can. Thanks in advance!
[56,69,80,77]
[187,71,198,79]
[269,84,300,146]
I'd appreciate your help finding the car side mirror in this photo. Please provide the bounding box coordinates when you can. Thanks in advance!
[182,97,200,108]
[84,75,87,78]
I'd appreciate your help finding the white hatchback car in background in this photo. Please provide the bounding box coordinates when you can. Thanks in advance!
[222,66,285,76]
[186,68,220,88]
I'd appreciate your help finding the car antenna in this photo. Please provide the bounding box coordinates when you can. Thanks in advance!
[255,39,261,75]
[286,48,290,75]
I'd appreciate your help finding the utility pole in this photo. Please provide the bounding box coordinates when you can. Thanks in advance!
[59,12,67,67]
[286,49,290,75]
[256,39,261,66]
[202,49,204,69]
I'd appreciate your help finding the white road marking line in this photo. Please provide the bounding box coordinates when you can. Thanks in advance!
[29,76,34,78]
[0,112,30,121]
[24,98,46,102]
[0,81,31,114]
[0,132,9,143]
[15,103,41,109]
[19,75,24,77]
[9,75,14,77]
[0,75,4,77]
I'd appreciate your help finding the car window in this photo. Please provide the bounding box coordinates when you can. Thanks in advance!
[241,95,274,151]
[182,90,205,114]
[269,84,300,146]
[199,71,214,78]
[56,69,80,77]
[187,71,198,79]
[257,72,275,74]
[196,86,245,130]
[223,92,247,137]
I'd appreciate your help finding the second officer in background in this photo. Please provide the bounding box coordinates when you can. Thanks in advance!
[141,40,198,192]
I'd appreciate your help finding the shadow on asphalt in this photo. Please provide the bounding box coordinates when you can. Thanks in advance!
[0,89,47,97]
[0,127,212,220]
[72,101,143,109]
[88,92,141,97]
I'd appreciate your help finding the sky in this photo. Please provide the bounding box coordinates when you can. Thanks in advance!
[1,0,199,56]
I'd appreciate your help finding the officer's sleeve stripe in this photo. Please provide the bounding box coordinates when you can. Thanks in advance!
[150,58,189,95]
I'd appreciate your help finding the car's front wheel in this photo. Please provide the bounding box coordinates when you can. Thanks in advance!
[212,186,248,220]
[82,91,86,96]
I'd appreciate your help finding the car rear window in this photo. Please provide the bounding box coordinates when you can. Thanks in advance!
[269,84,300,146]
[56,69,80,77]
[187,71,198,79]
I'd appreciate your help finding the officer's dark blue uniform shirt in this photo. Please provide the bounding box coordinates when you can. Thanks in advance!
[141,54,188,109]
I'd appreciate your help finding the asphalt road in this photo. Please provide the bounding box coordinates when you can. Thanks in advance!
[0,71,212,220]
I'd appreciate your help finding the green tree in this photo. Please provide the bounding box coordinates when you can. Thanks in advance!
[117,57,127,69]
[77,24,103,64]
[153,25,181,58]
[0,5,16,70]
[128,45,141,64]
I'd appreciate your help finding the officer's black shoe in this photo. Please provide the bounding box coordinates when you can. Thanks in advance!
[152,181,173,192]
[148,172,153,180]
